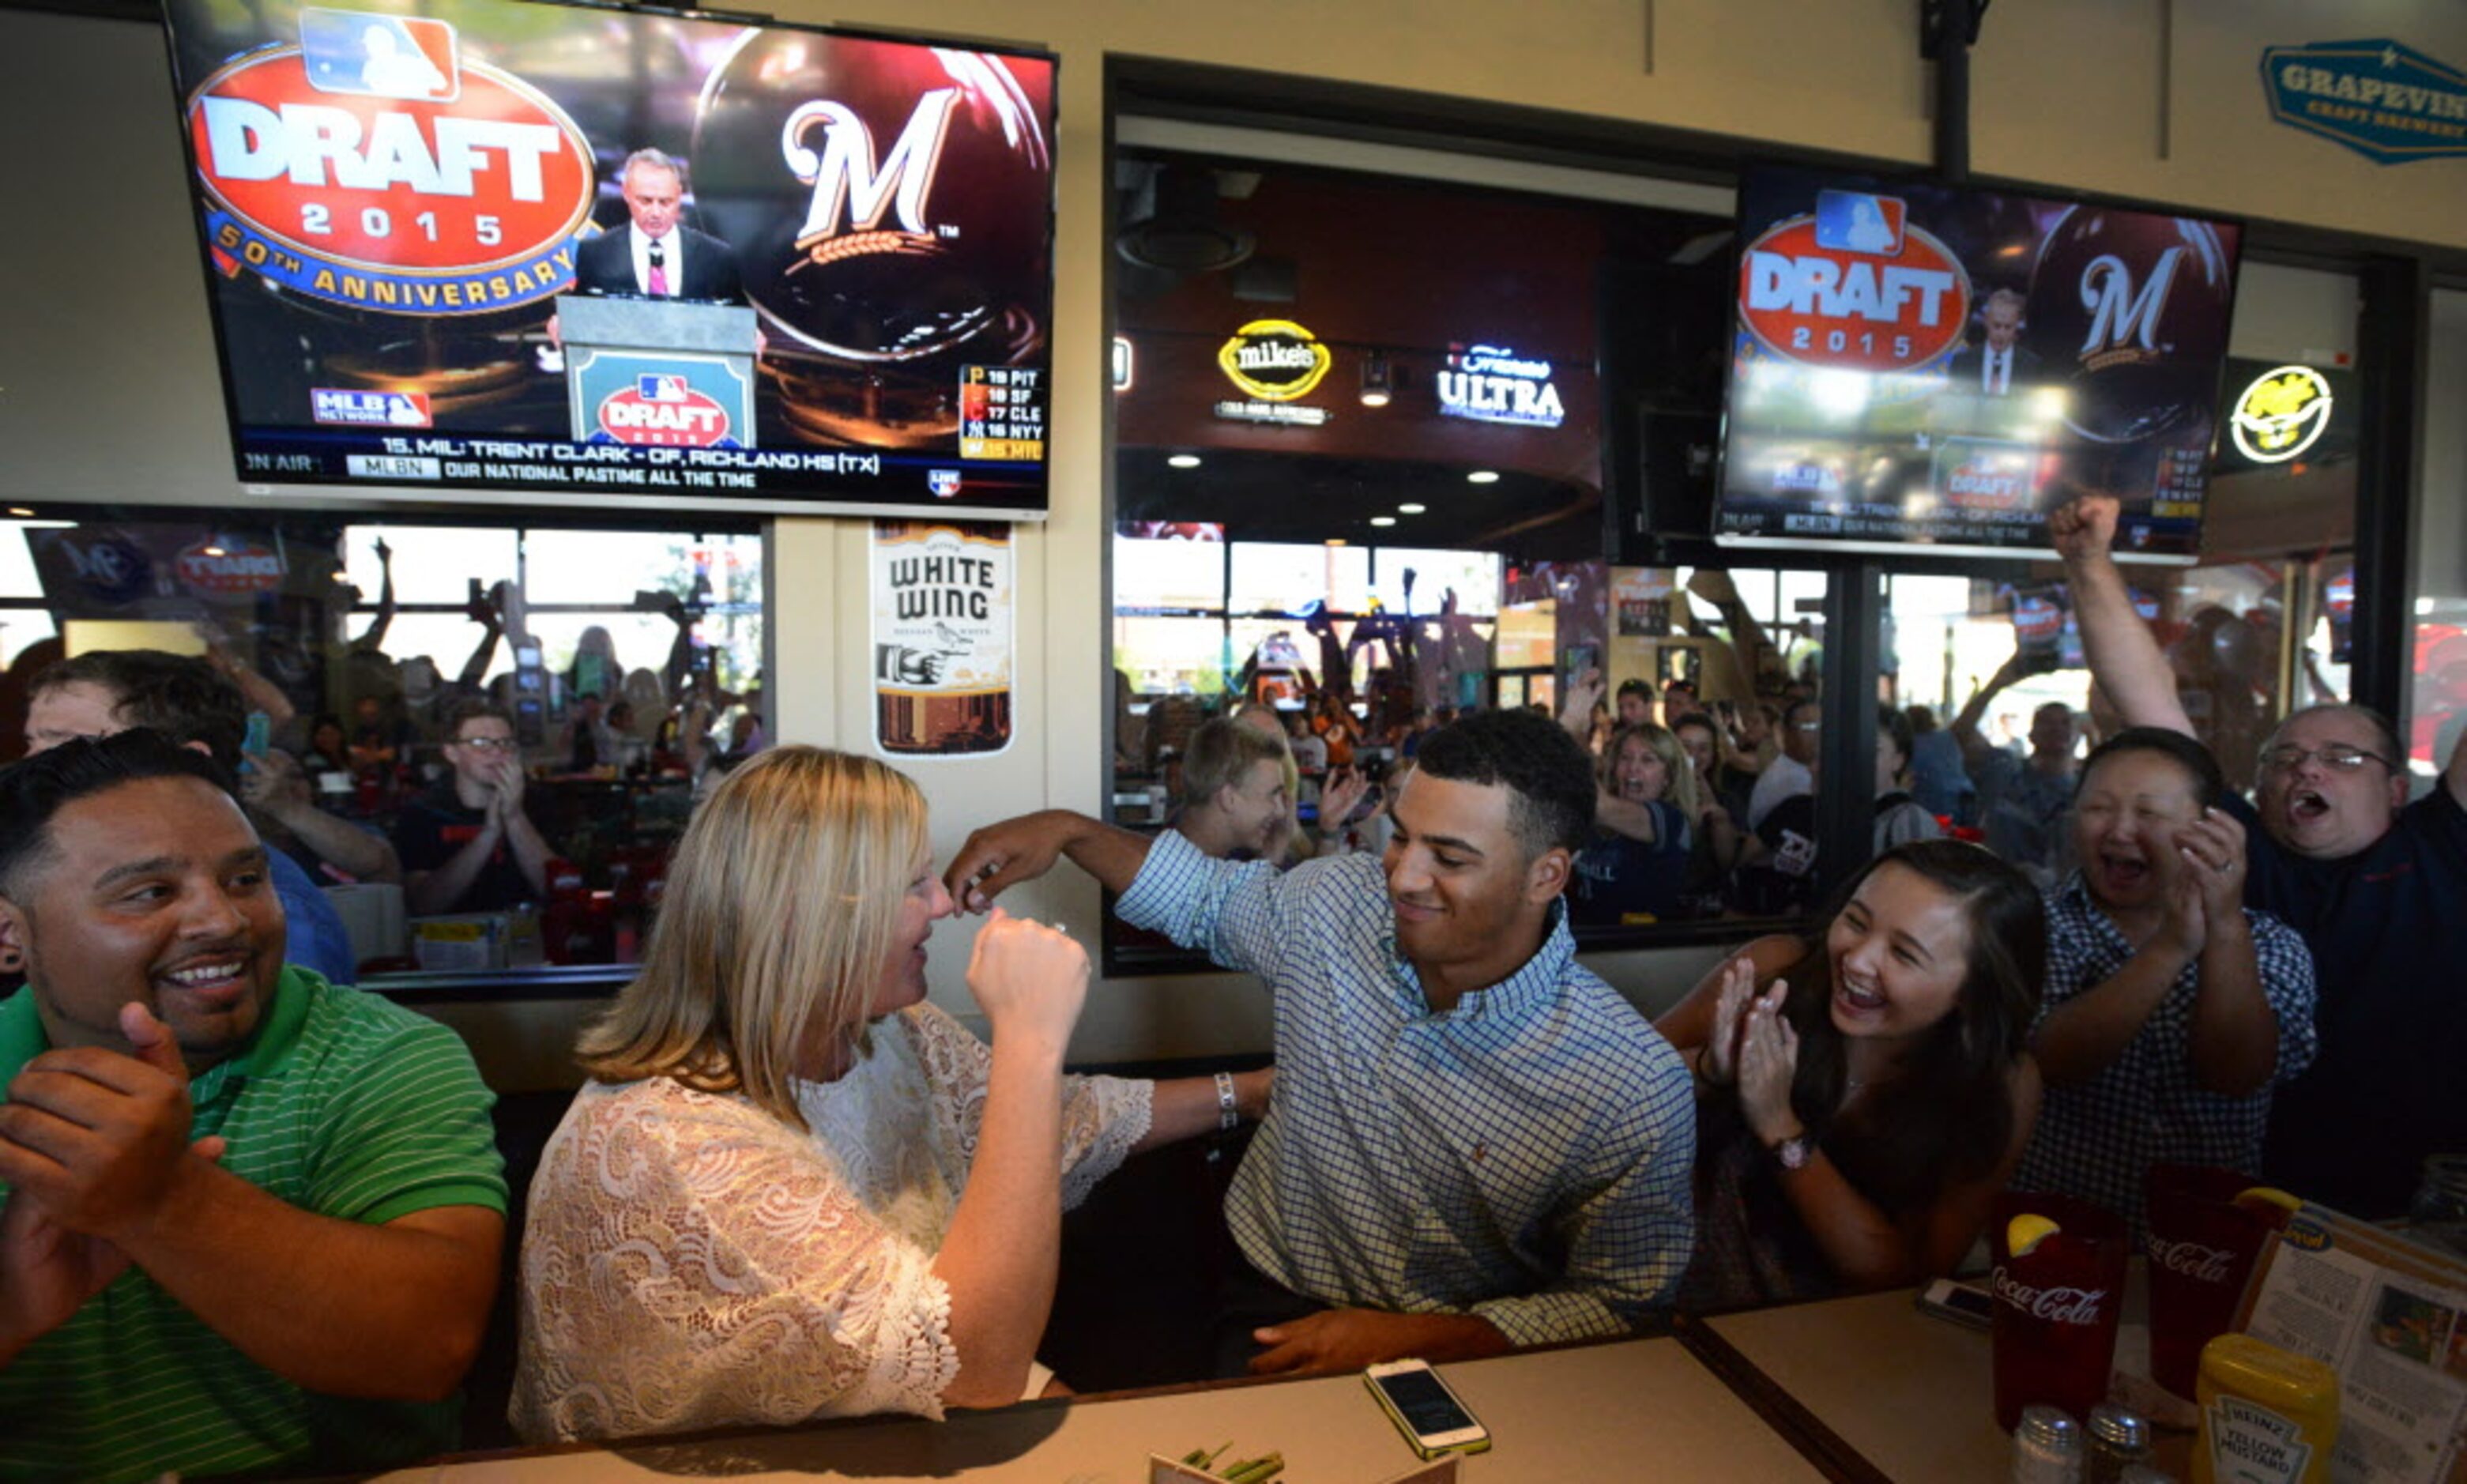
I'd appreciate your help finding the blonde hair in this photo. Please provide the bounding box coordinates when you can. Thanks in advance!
[576,745,926,1128]
[1607,722,1701,819]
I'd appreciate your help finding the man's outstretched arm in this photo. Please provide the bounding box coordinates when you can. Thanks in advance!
[2048,493,2195,736]
[945,809,1154,912]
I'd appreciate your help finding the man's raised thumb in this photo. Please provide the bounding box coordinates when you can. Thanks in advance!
[119,1002,190,1079]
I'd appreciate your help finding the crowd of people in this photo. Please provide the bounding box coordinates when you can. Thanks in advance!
[2,493,2462,1480]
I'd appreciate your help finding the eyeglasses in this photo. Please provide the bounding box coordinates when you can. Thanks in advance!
[455,736,520,752]
[2260,743,2393,774]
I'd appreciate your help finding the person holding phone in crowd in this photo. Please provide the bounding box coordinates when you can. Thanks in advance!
[1659,839,2043,1308]
[2013,727,2317,1236]
[514,747,1267,1441]
[2052,492,2467,1218]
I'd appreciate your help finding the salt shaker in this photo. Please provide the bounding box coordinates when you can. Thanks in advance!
[2012,1404,2084,1484]
[2085,1403,2153,1483]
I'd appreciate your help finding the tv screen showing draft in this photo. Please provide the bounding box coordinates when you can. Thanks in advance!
[1713,168,2243,564]
[160,0,1057,518]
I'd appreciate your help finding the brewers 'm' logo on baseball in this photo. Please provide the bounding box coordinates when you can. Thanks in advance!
[185,9,594,315]
[1739,198,1972,374]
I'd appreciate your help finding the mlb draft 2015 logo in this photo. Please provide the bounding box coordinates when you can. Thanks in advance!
[1739,190,1972,373]
[597,375,734,447]
[183,7,595,315]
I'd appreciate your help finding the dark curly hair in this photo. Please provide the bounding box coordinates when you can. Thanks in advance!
[0,730,234,898]
[1412,707,1597,857]
[33,650,246,774]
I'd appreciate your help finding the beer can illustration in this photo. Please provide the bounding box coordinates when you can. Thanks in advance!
[872,520,1012,755]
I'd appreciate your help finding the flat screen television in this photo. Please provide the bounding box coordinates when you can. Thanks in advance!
[159,0,1057,518]
[1712,168,2243,564]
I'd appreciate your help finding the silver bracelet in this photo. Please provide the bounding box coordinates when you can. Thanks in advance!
[1214,1071,1241,1130]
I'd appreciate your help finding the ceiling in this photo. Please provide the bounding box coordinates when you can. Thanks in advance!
[1116,446,1601,557]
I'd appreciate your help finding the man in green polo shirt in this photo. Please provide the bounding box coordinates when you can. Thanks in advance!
[0,730,507,1482]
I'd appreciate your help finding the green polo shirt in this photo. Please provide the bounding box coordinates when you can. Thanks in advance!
[0,967,507,1483]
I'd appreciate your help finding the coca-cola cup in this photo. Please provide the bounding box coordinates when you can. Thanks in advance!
[1991,1192,2129,1431]
[2144,1164,2285,1399]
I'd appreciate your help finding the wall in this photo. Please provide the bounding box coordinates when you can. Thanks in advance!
[4,2,2462,1060]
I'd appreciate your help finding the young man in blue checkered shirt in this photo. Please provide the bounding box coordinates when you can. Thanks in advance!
[947,709,1694,1376]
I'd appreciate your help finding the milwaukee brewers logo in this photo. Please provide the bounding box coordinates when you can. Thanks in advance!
[1218,320,1332,401]
[184,11,594,316]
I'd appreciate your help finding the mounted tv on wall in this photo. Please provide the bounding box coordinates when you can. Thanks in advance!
[1712,167,2242,564]
[159,0,1057,519]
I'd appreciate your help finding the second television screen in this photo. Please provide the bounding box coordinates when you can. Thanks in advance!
[1714,168,2242,563]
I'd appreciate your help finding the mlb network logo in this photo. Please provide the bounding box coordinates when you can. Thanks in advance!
[311,387,431,427]
[299,8,459,103]
[638,374,690,402]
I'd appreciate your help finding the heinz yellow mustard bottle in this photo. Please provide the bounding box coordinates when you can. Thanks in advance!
[2191,1334,2341,1484]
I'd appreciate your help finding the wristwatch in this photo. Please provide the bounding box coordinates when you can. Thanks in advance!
[1768,1132,1817,1170]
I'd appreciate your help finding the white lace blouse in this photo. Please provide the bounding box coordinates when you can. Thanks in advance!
[510,1002,1153,1443]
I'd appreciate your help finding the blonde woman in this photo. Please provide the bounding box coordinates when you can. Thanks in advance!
[1570,723,1700,925]
[514,747,1268,1441]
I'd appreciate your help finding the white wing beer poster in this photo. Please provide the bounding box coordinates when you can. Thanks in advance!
[872,521,1013,756]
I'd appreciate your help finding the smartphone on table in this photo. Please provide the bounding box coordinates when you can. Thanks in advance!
[1915,1276,1994,1330]
[1364,1358,1490,1459]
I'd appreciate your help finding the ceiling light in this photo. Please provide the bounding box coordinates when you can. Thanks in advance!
[5,508,31,518]
[1398,503,1426,514]
[1167,454,1202,469]
[1467,469,1501,484]
[1359,351,1392,408]
[1370,516,1396,527]
[1324,537,1348,547]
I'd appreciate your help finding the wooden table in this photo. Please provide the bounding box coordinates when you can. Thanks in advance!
[372,1335,1830,1482]
[1683,1267,2193,1482]
[1687,1290,2012,1482]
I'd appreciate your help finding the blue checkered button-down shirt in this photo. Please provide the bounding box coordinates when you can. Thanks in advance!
[1118,830,1695,1346]
[2014,875,2318,1235]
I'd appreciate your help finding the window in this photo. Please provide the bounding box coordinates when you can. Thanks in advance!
[0,508,763,973]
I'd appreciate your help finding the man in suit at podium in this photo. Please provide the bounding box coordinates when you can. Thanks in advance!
[1946,288,2040,397]
[548,149,759,353]
[574,149,744,302]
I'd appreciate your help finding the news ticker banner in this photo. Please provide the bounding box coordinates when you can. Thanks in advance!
[871,521,1014,759]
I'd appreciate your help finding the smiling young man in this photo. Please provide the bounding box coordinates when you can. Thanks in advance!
[944,709,1694,1377]
[394,701,554,917]
[0,732,506,1482]
[1169,717,1295,862]
[2055,493,2467,1216]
